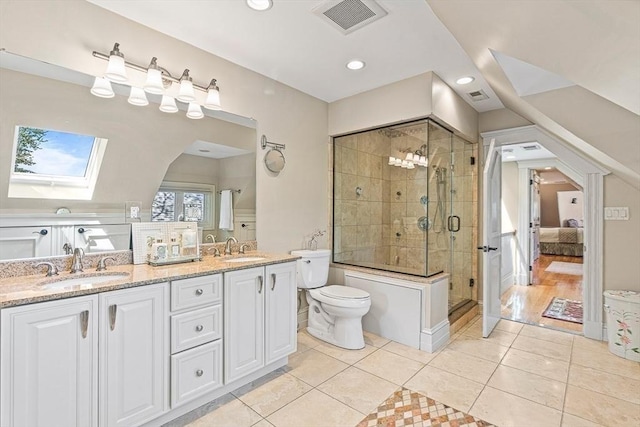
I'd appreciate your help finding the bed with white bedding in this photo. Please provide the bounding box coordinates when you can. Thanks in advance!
[539,227,584,257]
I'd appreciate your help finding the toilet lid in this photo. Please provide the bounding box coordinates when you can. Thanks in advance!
[319,285,369,300]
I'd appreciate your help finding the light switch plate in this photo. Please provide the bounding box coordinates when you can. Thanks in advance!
[125,201,142,222]
[604,207,629,220]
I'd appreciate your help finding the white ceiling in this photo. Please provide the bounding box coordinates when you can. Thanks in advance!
[87,0,503,112]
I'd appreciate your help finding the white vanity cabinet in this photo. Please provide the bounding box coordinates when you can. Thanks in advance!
[224,262,297,383]
[0,295,99,427]
[169,274,223,407]
[99,283,169,427]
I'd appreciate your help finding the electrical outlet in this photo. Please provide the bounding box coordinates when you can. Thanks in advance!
[130,206,139,219]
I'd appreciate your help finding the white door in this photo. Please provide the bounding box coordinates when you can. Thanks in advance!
[529,171,541,284]
[0,226,52,260]
[224,267,265,383]
[482,139,502,337]
[100,283,168,427]
[1,296,98,427]
[265,262,297,364]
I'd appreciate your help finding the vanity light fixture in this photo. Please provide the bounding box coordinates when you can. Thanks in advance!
[91,42,224,115]
[204,79,222,110]
[127,87,149,106]
[389,144,429,169]
[144,57,165,95]
[159,95,178,113]
[346,60,365,70]
[90,77,115,98]
[456,76,475,85]
[177,69,196,103]
[105,43,128,83]
[186,102,204,119]
[247,0,273,11]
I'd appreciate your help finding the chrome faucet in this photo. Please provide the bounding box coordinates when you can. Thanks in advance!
[224,237,238,255]
[205,234,216,243]
[70,248,84,273]
[34,262,59,277]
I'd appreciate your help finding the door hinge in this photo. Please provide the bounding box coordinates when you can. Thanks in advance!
[529,222,533,228]
[469,278,474,287]
[529,265,533,272]
[470,156,475,165]
[529,179,533,185]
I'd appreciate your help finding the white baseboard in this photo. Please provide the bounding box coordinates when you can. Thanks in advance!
[584,320,604,341]
[420,319,450,353]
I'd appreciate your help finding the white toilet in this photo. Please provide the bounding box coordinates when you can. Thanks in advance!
[291,249,371,350]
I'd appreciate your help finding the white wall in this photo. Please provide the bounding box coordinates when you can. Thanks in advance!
[0,0,328,253]
[501,161,519,232]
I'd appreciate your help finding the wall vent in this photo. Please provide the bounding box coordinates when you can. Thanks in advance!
[522,144,541,151]
[467,89,489,101]
[313,0,388,35]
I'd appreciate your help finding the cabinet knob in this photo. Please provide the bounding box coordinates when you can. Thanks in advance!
[32,229,48,236]
[195,288,204,296]
[196,369,204,377]
[195,324,204,332]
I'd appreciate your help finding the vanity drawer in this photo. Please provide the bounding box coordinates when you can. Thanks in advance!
[171,274,222,311]
[171,305,221,354]
[171,340,222,407]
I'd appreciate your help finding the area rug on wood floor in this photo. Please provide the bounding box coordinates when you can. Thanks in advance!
[542,297,583,324]
[356,387,495,427]
[545,261,583,275]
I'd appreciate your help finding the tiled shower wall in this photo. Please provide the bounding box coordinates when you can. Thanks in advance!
[332,120,478,308]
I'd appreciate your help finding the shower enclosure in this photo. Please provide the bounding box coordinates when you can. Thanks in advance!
[332,119,477,314]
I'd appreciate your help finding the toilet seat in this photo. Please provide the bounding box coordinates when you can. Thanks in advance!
[319,285,369,300]
[308,285,370,309]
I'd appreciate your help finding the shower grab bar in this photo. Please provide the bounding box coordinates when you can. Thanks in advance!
[448,215,461,232]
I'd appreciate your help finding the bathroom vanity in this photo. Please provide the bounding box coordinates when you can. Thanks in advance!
[0,253,298,427]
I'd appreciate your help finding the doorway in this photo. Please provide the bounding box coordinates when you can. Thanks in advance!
[480,126,608,340]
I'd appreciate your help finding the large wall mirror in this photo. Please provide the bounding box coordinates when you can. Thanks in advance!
[0,51,257,261]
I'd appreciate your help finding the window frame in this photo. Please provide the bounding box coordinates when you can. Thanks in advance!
[152,181,216,229]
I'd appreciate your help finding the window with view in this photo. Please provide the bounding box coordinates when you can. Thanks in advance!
[8,126,107,200]
[152,182,215,229]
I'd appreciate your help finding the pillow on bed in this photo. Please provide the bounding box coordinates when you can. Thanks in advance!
[566,218,581,228]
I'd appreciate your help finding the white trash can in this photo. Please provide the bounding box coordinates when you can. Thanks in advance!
[604,290,640,362]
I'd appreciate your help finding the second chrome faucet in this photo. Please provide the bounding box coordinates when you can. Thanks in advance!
[70,248,84,273]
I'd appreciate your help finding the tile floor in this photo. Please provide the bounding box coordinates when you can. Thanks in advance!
[168,317,640,427]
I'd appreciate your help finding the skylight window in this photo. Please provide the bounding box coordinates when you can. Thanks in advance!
[8,126,107,200]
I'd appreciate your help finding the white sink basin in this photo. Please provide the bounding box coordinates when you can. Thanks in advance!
[42,272,129,290]
[226,257,266,263]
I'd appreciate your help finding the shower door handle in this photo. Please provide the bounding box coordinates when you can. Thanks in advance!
[448,215,460,232]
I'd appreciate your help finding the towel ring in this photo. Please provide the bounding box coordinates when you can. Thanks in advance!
[265,148,286,173]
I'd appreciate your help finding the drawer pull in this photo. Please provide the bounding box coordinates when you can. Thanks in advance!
[271,273,276,291]
[195,288,204,296]
[195,324,204,332]
[196,369,204,377]
[257,275,263,293]
[80,310,89,338]
[109,304,117,331]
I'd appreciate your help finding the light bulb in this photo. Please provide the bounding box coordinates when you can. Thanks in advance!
[177,69,195,103]
[186,102,204,119]
[104,43,127,83]
[413,153,421,163]
[128,87,148,106]
[419,156,428,167]
[144,57,164,95]
[405,153,413,162]
[159,95,178,113]
[247,0,273,11]
[203,79,221,110]
[388,156,396,165]
[394,158,402,166]
[90,77,114,98]
[407,162,415,170]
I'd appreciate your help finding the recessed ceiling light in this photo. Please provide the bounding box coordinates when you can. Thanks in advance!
[544,167,552,170]
[198,149,211,153]
[346,60,365,70]
[246,0,272,11]
[456,76,475,85]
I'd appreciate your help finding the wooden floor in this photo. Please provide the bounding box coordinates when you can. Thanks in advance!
[501,254,583,333]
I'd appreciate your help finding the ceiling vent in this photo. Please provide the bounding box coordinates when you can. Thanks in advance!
[522,144,541,151]
[467,89,489,101]
[313,0,388,35]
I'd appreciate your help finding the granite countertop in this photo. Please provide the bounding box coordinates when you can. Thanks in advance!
[0,252,300,308]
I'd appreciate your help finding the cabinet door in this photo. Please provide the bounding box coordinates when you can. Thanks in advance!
[100,283,168,427]
[1,295,98,427]
[75,224,131,254]
[265,262,297,364]
[0,226,52,260]
[224,267,264,383]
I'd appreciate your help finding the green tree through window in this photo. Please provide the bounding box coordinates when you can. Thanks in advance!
[15,127,46,173]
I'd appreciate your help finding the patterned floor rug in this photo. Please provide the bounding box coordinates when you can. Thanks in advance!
[356,388,495,427]
[545,261,583,275]
[542,297,583,324]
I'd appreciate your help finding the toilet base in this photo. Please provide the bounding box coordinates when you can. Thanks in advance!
[307,316,365,350]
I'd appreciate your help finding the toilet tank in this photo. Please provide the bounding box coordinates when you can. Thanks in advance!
[290,249,331,289]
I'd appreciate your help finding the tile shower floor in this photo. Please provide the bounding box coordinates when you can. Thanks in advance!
[166,316,640,427]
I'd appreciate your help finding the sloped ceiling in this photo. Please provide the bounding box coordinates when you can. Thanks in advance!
[427,0,640,189]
